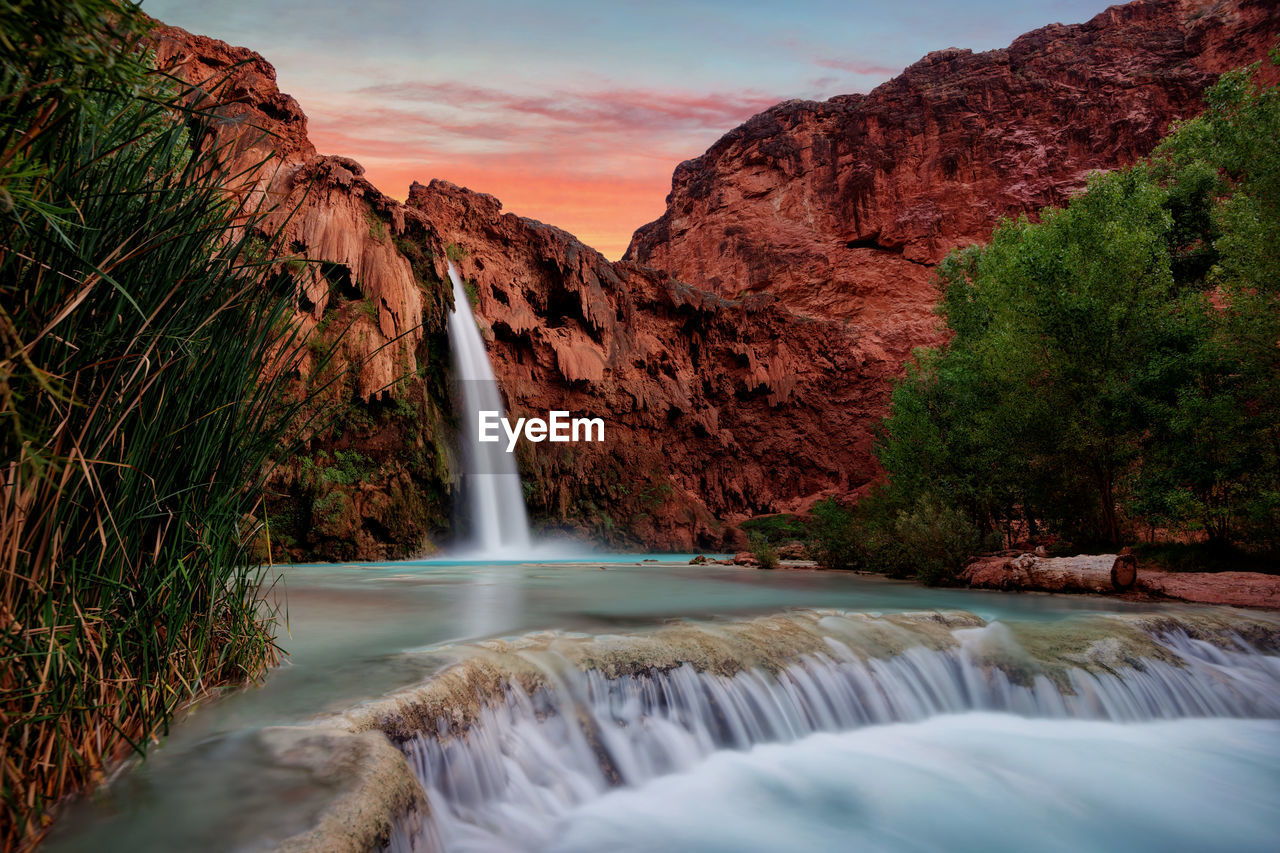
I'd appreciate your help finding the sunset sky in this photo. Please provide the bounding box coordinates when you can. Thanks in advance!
[145,0,1111,258]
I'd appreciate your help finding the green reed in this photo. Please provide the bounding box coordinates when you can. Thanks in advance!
[1,2,313,846]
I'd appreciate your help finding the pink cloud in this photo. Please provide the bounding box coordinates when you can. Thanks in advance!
[294,80,791,259]
[353,81,784,134]
[814,57,900,76]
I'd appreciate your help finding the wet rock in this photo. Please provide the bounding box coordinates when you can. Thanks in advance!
[259,726,426,853]
[777,541,810,560]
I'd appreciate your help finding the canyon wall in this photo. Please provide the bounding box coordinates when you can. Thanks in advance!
[153,0,1280,556]
[628,0,1280,373]
[152,28,458,560]
[406,180,874,548]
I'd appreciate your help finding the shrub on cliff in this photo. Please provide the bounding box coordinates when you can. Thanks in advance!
[1,2,309,845]
[875,54,1280,554]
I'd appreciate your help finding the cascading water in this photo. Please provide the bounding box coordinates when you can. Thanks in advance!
[386,611,1280,852]
[444,260,531,555]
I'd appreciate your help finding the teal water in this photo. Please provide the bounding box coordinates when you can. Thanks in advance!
[45,558,1265,852]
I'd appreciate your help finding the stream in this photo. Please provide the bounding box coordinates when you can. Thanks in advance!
[45,557,1280,851]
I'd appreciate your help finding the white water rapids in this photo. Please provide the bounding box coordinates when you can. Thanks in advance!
[543,715,1280,853]
[444,261,531,556]
[389,618,1280,852]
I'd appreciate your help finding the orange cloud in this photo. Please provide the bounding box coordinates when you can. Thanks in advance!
[337,157,670,259]
[295,81,785,259]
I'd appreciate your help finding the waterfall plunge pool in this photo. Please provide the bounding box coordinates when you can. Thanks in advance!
[45,558,1280,852]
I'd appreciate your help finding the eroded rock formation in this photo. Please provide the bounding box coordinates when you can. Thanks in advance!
[407,180,878,548]
[152,0,1280,556]
[626,0,1280,393]
[152,26,458,560]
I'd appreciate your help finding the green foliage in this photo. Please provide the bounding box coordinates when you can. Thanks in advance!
[298,449,375,487]
[748,532,779,570]
[740,513,807,543]
[311,489,355,538]
[876,58,1280,554]
[392,393,420,421]
[464,278,480,307]
[1133,541,1279,575]
[635,479,674,512]
[1135,57,1280,549]
[807,497,861,570]
[365,210,387,242]
[806,491,982,583]
[0,1,319,844]
[890,494,986,586]
[445,241,469,261]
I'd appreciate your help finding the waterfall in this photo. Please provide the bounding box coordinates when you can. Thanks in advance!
[385,612,1280,851]
[444,261,531,555]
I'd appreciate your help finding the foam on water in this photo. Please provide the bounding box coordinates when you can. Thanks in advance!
[547,715,1280,853]
[390,620,1280,851]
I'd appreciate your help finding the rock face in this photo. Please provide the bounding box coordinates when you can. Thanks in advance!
[152,24,877,552]
[1137,570,1280,608]
[152,0,1280,556]
[151,28,430,401]
[626,0,1280,354]
[152,26,458,560]
[408,180,874,548]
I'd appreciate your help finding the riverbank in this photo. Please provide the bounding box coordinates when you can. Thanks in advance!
[708,551,1280,610]
[961,553,1280,609]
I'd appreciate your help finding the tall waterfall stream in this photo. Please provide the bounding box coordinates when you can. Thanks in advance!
[444,260,531,556]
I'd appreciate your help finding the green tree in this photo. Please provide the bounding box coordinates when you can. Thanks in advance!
[876,55,1279,552]
[1132,57,1280,546]
[883,167,1177,546]
[807,496,861,570]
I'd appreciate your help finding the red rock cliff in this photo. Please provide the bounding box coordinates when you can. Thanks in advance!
[407,180,878,548]
[627,0,1280,344]
[150,0,1280,555]
[151,25,458,560]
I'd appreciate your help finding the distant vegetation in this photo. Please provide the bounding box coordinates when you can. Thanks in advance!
[811,54,1280,582]
[739,513,807,543]
[747,532,779,569]
[1,1,312,844]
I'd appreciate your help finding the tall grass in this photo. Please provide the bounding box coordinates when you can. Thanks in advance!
[1,3,309,846]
